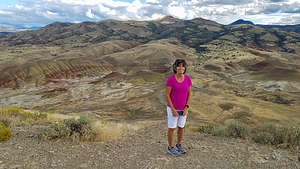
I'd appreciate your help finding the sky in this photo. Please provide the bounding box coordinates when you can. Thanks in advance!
[0,0,299,29]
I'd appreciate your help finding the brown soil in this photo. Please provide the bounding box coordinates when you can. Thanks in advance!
[0,120,299,169]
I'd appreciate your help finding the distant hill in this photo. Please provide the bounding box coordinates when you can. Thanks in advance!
[0,16,298,52]
[0,16,299,88]
[0,17,222,47]
[229,19,300,34]
[258,24,300,34]
[230,19,254,25]
[0,26,15,37]
[0,25,41,37]
[0,24,42,38]
[0,32,11,36]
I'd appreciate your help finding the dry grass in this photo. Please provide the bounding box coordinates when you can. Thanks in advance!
[0,106,152,142]
[260,33,279,42]
[0,45,61,66]
[0,106,47,128]
[46,113,80,122]
[91,120,154,141]
[44,113,155,142]
[43,114,155,142]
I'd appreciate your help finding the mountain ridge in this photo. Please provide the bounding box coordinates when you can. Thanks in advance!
[230,19,254,25]
[0,17,299,88]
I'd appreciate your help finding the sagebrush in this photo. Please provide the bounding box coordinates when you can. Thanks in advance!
[42,116,96,142]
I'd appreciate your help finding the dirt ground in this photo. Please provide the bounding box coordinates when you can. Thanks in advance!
[0,120,299,169]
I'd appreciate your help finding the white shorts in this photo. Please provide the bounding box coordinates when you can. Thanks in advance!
[167,106,187,128]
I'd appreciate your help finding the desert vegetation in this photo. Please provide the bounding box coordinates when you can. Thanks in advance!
[197,121,300,151]
[0,105,153,143]
[41,116,96,141]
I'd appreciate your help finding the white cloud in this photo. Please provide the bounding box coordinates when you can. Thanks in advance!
[15,5,28,10]
[167,2,187,19]
[127,0,142,14]
[150,13,164,20]
[47,10,58,16]
[286,0,299,5]
[60,0,87,5]
[0,10,12,15]
[98,4,116,15]
[119,14,130,20]
[146,0,160,4]
[86,9,96,19]
[0,0,299,28]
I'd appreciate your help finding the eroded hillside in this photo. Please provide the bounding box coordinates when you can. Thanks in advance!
[0,16,299,127]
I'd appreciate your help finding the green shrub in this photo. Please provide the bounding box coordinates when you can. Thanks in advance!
[226,121,250,139]
[254,123,300,148]
[261,123,287,145]
[42,121,70,140]
[198,124,215,134]
[207,121,250,139]
[252,132,274,144]
[270,126,300,148]
[233,111,251,119]
[0,122,11,141]
[262,122,277,134]
[42,116,96,141]
[287,127,300,148]
[212,125,227,137]
[219,103,234,111]
[197,120,300,151]
[272,126,289,145]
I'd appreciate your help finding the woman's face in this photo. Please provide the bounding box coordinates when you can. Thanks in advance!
[176,63,185,74]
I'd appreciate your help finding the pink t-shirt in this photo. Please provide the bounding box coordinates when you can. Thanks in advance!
[166,74,192,110]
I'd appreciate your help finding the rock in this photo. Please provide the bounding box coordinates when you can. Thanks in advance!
[80,163,89,168]
[255,156,268,164]
[271,151,281,161]
[8,164,22,169]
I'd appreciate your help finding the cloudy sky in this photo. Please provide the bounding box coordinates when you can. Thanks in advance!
[0,0,299,29]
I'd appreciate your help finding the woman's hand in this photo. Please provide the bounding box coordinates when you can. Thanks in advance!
[183,108,188,116]
[172,108,179,117]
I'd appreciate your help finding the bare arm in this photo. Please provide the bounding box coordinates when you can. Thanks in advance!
[186,86,191,106]
[183,86,191,116]
[166,86,178,116]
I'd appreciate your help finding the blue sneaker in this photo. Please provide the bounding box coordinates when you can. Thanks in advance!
[168,147,181,156]
[176,144,187,154]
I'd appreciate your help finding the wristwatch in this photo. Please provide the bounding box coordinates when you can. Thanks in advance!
[185,104,189,108]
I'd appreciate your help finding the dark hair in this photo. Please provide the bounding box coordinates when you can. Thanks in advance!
[173,59,187,74]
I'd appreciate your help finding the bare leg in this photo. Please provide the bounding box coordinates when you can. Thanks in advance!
[177,127,184,145]
[168,128,176,147]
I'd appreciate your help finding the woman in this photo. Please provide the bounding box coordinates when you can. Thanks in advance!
[165,59,192,156]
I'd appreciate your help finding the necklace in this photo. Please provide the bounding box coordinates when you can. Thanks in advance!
[175,74,184,82]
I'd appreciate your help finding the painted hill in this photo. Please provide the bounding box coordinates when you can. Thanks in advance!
[0,16,299,133]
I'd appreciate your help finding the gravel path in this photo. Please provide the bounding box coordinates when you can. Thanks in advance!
[1,121,299,169]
